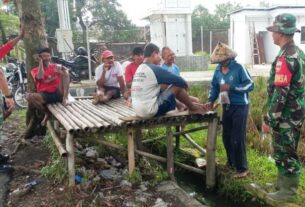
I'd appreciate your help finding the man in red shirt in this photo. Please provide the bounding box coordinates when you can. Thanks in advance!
[123,47,143,104]
[26,48,70,125]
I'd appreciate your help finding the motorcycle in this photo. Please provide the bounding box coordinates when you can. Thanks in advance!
[4,62,28,108]
[52,47,97,82]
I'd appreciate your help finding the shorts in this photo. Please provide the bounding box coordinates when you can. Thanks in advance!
[104,86,121,99]
[155,89,176,117]
[40,91,63,104]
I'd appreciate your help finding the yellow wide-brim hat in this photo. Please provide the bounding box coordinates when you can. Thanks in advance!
[210,42,237,64]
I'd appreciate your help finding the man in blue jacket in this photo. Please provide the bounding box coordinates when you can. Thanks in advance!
[207,42,254,178]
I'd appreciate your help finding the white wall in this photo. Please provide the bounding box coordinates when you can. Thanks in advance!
[230,8,305,65]
[149,15,165,48]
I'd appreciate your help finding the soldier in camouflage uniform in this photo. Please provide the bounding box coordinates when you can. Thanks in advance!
[263,13,305,201]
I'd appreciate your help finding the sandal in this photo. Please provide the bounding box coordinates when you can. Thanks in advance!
[233,171,249,179]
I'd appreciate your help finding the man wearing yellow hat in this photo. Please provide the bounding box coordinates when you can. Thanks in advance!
[207,42,254,178]
[263,13,305,201]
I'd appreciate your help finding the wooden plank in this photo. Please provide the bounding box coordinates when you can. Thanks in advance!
[46,121,67,157]
[206,117,218,190]
[128,128,135,175]
[66,133,75,186]
[166,127,175,181]
[182,133,206,156]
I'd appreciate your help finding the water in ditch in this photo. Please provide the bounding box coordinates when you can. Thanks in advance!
[176,171,263,207]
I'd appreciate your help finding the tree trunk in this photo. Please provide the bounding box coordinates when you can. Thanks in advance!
[15,0,48,138]
[77,14,86,44]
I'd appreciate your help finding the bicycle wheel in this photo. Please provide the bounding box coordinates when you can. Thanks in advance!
[14,86,28,108]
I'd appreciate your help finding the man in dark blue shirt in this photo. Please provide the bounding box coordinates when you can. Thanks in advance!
[207,42,254,178]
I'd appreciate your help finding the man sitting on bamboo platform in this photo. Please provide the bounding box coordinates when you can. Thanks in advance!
[26,47,70,126]
[93,50,125,104]
[131,43,207,118]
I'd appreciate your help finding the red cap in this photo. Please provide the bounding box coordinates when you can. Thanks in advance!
[101,50,114,59]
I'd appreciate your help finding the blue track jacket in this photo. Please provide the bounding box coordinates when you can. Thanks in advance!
[208,59,254,105]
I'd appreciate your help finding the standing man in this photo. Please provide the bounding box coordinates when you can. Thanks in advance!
[93,50,125,104]
[26,48,70,126]
[207,42,254,178]
[0,24,24,167]
[263,13,305,201]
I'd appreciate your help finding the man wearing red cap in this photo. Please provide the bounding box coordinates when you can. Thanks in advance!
[93,50,125,104]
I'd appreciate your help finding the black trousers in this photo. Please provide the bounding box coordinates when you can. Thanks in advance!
[222,104,249,172]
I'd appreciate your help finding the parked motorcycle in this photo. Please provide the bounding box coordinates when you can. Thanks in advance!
[4,61,28,108]
[52,47,97,82]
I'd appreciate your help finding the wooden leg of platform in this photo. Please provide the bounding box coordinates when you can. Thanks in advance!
[66,133,75,186]
[134,128,144,150]
[175,125,180,149]
[206,117,218,190]
[166,127,175,181]
[128,128,135,175]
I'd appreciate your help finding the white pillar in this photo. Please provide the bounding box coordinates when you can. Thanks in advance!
[57,0,71,29]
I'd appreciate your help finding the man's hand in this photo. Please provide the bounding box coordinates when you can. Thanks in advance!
[103,63,111,71]
[123,90,130,100]
[220,84,230,92]
[5,97,15,111]
[262,122,271,133]
[204,102,219,111]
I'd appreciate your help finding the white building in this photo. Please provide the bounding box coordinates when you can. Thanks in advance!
[143,0,193,56]
[229,6,305,65]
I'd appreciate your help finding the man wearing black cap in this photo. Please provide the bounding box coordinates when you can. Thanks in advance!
[26,48,70,125]
[262,13,305,201]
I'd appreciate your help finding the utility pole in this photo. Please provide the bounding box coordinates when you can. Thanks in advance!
[201,26,203,52]
[56,0,74,59]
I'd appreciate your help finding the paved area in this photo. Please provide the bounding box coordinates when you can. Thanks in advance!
[180,64,270,83]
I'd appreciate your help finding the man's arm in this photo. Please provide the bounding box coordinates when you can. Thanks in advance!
[96,64,108,87]
[36,57,44,80]
[117,76,125,96]
[267,56,294,128]
[0,23,24,60]
[231,65,254,93]
[0,69,15,110]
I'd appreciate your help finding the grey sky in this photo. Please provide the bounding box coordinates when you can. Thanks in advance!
[118,0,304,26]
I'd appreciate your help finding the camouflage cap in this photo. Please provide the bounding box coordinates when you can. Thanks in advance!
[266,13,300,34]
[210,42,237,64]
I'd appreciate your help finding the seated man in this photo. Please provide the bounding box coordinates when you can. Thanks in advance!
[131,43,206,118]
[161,46,200,111]
[124,47,144,105]
[93,50,125,104]
[26,48,70,125]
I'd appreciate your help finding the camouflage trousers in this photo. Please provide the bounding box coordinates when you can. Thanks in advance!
[272,119,303,177]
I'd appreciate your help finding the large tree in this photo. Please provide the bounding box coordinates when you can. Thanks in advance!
[74,0,138,44]
[14,0,48,138]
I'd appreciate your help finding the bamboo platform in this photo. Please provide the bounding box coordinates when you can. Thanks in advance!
[47,98,219,188]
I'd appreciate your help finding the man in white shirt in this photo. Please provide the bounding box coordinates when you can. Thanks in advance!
[93,50,125,104]
[131,43,206,118]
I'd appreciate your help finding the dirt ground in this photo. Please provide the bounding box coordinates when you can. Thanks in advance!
[1,111,181,207]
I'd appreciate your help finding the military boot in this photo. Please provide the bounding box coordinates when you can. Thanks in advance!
[267,176,299,201]
[275,173,284,190]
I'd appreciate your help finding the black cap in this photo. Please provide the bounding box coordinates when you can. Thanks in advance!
[132,47,143,56]
[37,47,51,54]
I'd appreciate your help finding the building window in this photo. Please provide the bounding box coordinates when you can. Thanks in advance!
[301,26,305,44]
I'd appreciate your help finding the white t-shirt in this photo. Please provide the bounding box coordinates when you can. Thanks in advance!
[131,64,159,118]
[95,61,123,87]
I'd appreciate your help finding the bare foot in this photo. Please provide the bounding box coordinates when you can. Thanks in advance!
[62,97,70,106]
[189,105,207,115]
[41,114,49,126]
[92,94,104,105]
[233,171,249,179]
